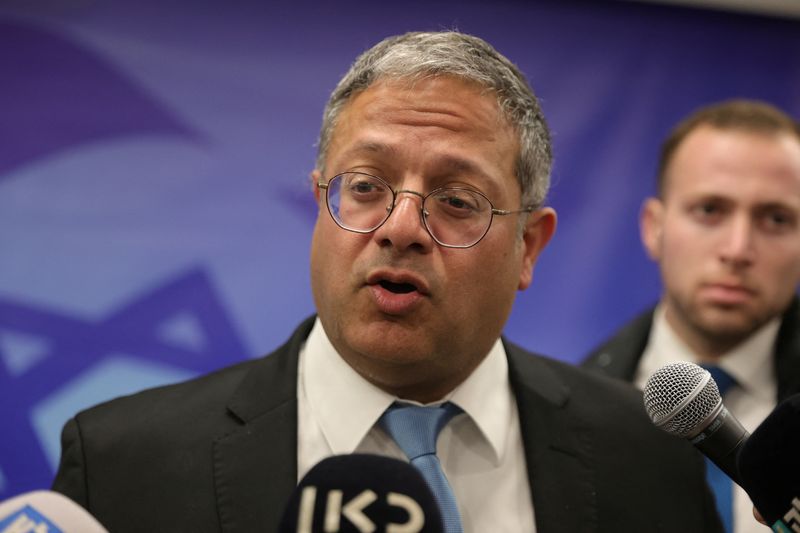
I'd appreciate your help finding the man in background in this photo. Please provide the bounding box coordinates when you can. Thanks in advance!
[52,31,722,532]
[584,99,800,533]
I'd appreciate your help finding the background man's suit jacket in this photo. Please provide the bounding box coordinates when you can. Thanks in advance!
[582,298,800,403]
[52,316,722,532]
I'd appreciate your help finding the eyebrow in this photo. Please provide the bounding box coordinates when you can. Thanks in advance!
[337,140,494,183]
[337,140,396,162]
[689,193,800,213]
[755,201,800,213]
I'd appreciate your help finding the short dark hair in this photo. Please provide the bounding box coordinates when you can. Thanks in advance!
[657,99,800,196]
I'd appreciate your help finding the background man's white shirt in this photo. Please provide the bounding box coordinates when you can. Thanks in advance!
[634,305,778,533]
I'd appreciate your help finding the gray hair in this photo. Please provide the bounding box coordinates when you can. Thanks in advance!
[316,31,552,208]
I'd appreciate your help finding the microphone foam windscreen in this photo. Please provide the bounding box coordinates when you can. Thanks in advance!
[737,393,800,527]
[279,454,444,533]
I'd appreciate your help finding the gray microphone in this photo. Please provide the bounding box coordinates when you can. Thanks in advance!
[643,361,749,485]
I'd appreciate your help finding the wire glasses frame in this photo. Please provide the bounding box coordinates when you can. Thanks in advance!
[318,172,536,248]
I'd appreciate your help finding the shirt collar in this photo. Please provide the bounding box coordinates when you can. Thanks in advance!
[449,337,512,465]
[636,304,778,401]
[302,318,511,464]
[719,318,778,402]
[303,318,395,455]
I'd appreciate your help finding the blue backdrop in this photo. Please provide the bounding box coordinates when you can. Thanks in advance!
[2,0,799,499]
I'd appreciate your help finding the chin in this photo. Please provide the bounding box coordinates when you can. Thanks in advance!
[358,338,433,366]
[347,327,435,367]
[697,312,764,341]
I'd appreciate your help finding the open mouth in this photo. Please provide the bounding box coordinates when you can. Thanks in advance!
[379,280,417,294]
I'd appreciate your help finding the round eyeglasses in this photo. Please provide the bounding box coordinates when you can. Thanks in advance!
[318,172,535,248]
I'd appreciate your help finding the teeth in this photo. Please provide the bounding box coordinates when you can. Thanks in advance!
[380,280,416,294]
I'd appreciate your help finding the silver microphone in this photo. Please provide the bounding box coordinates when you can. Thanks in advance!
[643,361,749,484]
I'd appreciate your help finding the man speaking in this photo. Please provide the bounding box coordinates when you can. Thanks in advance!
[51,31,722,532]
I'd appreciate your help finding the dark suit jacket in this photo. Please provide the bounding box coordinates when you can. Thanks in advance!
[52,316,722,532]
[582,298,800,403]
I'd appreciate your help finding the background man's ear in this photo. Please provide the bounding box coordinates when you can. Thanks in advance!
[640,197,664,261]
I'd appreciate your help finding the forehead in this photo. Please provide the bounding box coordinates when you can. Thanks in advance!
[663,126,800,205]
[325,76,518,171]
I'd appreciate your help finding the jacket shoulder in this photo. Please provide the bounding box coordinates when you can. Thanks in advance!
[581,308,654,379]
[506,344,722,532]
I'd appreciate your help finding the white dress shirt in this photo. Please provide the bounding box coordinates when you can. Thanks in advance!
[634,305,779,533]
[297,318,536,532]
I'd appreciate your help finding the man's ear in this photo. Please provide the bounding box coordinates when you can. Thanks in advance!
[640,197,664,261]
[311,170,323,204]
[518,207,557,290]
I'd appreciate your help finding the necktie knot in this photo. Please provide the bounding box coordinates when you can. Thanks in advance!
[379,402,462,460]
[700,364,737,395]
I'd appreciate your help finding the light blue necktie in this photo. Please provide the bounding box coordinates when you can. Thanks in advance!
[701,364,737,533]
[379,402,464,533]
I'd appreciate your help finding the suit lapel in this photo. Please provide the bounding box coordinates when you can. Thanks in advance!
[209,321,608,532]
[213,317,315,533]
[506,342,598,533]
[583,310,653,380]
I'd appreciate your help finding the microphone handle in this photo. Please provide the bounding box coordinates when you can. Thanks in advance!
[690,407,749,486]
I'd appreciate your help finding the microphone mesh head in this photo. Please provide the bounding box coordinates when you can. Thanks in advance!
[642,362,721,437]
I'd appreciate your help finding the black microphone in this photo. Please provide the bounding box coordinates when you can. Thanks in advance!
[736,393,800,532]
[279,454,444,533]
[642,361,749,485]
[0,490,107,532]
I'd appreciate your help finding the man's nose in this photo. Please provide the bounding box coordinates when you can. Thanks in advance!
[372,191,434,252]
[719,215,755,267]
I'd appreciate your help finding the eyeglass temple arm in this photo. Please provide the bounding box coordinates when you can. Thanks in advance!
[492,205,537,216]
